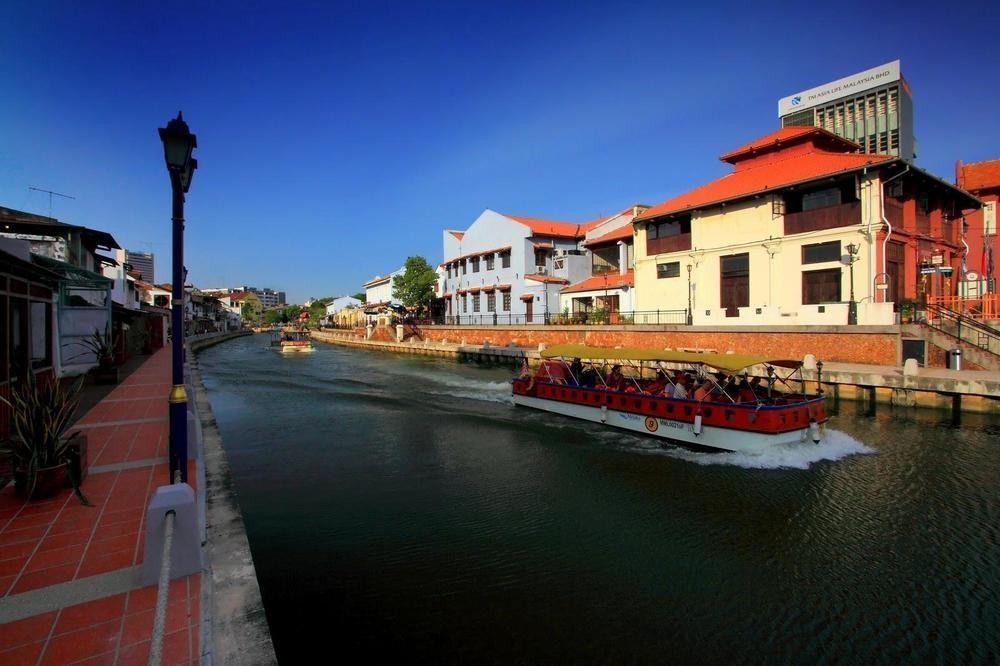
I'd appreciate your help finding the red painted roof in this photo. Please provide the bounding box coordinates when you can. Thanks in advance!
[448,230,465,240]
[638,145,895,221]
[504,215,585,238]
[561,270,634,294]
[584,224,634,246]
[957,158,1000,192]
[524,274,569,284]
[719,126,860,163]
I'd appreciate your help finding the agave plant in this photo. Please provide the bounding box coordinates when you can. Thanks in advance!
[0,371,91,504]
[71,328,118,367]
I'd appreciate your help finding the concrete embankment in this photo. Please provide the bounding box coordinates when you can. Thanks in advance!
[189,329,252,352]
[312,329,1000,415]
[188,331,277,664]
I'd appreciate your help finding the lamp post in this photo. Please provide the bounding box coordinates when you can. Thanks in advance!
[686,264,693,325]
[158,112,197,484]
[845,242,859,325]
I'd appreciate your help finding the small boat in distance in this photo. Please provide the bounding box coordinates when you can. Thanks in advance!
[512,344,827,454]
[270,327,314,353]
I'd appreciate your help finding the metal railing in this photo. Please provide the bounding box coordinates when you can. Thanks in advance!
[923,303,1000,357]
[424,309,690,326]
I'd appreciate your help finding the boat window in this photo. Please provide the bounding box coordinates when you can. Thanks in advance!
[648,401,657,411]
[703,408,712,418]
[666,404,673,413]
[683,406,692,416]
[633,399,641,409]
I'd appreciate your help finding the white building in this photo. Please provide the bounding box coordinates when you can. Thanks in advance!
[438,209,620,324]
[363,267,405,310]
[325,295,363,316]
[558,206,645,321]
[102,249,142,311]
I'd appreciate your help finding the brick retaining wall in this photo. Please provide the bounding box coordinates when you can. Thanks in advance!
[419,325,900,365]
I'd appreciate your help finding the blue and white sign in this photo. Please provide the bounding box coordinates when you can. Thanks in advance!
[778,60,901,116]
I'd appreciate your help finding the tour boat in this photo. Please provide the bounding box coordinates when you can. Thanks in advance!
[270,328,314,353]
[512,344,827,454]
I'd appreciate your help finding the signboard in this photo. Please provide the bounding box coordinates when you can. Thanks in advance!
[919,266,936,275]
[938,266,953,275]
[931,254,944,265]
[778,60,901,116]
[966,271,979,281]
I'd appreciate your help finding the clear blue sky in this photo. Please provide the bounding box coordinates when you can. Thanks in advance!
[3,1,998,303]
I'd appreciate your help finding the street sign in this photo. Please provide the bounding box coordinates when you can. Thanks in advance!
[920,266,936,275]
[931,254,944,265]
[938,266,954,275]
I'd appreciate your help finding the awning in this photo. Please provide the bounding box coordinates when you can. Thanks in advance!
[482,285,495,293]
[533,242,554,250]
[95,254,118,267]
[539,344,801,372]
[519,293,534,302]
[497,284,511,291]
[457,289,468,295]
[469,287,481,293]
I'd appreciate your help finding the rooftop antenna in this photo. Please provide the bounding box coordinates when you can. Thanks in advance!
[28,187,75,218]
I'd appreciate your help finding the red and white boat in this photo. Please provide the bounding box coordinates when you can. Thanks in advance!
[512,344,828,454]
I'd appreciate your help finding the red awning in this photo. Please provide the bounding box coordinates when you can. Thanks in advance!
[482,285,496,293]
[497,284,511,291]
[519,293,534,301]
[469,287,481,293]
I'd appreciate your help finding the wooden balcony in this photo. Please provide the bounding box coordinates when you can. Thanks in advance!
[915,211,931,236]
[646,233,691,256]
[783,201,861,235]
[885,198,904,229]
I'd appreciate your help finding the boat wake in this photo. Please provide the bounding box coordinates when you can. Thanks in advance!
[612,428,875,469]
[424,377,512,404]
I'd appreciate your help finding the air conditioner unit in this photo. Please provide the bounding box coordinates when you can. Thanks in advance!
[536,267,548,275]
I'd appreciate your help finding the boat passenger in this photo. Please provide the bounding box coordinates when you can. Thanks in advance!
[672,374,690,400]
[579,365,597,388]
[736,376,756,403]
[693,378,714,401]
[607,365,624,392]
[570,357,584,385]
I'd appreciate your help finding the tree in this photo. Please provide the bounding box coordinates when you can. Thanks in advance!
[351,292,366,303]
[263,308,283,325]
[392,256,437,310]
[241,298,263,324]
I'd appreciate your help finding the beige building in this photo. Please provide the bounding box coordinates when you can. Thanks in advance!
[633,126,978,326]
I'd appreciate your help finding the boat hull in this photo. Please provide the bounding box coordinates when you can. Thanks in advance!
[280,344,313,353]
[512,393,820,454]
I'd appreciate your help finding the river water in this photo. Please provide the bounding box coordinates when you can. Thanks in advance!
[197,334,998,664]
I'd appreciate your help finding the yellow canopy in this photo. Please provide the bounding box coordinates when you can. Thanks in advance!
[539,344,800,373]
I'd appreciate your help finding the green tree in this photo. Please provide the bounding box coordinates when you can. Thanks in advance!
[283,305,301,323]
[241,297,263,324]
[263,308,283,325]
[351,292,366,303]
[392,255,438,310]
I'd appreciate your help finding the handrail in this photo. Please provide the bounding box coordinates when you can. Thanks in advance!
[923,303,1000,356]
[149,469,181,666]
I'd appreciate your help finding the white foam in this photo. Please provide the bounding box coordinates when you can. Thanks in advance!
[620,428,876,469]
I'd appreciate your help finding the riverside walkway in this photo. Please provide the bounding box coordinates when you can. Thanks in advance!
[0,335,272,665]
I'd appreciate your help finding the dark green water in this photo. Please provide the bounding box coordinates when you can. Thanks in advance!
[197,333,999,664]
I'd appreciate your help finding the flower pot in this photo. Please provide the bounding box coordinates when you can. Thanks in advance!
[15,463,69,500]
[94,366,120,384]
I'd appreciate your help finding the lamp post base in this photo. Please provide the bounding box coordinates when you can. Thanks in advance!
[848,301,858,326]
[168,397,188,483]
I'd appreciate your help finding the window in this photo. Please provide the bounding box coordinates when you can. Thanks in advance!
[487,292,495,311]
[64,287,108,308]
[534,249,548,267]
[10,297,28,377]
[486,254,494,270]
[446,264,451,278]
[985,202,996,236]
[591,245,618,274]
[802,268,842,304]
[462,294,467,313]
[460,260,467,275]
[802,187,842,211]
[472,293,480,311]
[802,241,841,264]
[30,301,51,368]
[501,251,511,268]
[656,262,680,279]
[471,256,480,273]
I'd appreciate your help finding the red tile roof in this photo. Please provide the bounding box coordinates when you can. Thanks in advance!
[718,126,860,163]
[524,274,569,284]
[956,158,1000,192]
[638,142,895,222]
[561,270,634,294]
[584,224,634,246]
[448,230,465,240]
[504,215,586,238]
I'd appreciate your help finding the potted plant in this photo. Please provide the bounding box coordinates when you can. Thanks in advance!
[74,328,120,383]
[0,371,91,505]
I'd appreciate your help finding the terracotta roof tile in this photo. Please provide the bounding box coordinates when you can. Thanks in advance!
[719,126,860,163]
[957,158,1000,192]
[524,273,569,284]
[561,270,634,294]
[584,225,634,246]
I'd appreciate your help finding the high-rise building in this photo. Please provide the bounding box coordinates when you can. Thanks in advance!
[125,250,155,282]
[778,60,915,160]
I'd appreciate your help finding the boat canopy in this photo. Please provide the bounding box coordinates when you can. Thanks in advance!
[539,344,801,373]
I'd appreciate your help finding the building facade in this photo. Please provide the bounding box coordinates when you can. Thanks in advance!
[363,267,404,311]
[779,60,915,160]
[559,206,645,322]
[633,127,978,326]
[955,158,998,301]
[124,250,154,282]
[438,210,611,324]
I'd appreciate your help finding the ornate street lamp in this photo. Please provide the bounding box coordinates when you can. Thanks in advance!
[158,112,197,484]
[845,242,859,325]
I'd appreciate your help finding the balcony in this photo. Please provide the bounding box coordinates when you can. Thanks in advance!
[915,211,931,236]
[885,198,904,229]
[646,233,691,256]
[783,201,861,235]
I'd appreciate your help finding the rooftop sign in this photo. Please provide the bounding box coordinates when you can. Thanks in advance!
[778,60,900,117]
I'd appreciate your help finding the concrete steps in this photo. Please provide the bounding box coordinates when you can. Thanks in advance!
[907,324,1000,372]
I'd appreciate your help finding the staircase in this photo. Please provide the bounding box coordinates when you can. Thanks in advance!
[911,305,1000,371]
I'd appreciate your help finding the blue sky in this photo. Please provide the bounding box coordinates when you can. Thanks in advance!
[3,1,998,303]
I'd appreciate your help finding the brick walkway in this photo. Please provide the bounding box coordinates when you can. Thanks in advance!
[0,346,201,665]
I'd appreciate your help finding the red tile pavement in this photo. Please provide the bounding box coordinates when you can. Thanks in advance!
[0,346,201,664]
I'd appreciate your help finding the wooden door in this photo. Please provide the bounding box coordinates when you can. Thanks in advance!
[525,299,533,324]
[720,253,749,317]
